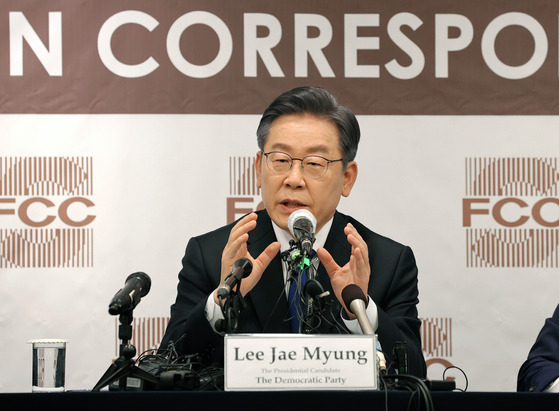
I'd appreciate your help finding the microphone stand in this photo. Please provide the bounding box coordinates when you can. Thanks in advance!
[282,240,317,333]
[302,256,319,334]
[216,279,247,334]
[92,310,159,391]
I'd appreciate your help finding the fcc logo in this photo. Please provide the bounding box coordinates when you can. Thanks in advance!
[226,156,263,224]
[421,317,454,372]
[0,157,95,268]
[463,157,559,268]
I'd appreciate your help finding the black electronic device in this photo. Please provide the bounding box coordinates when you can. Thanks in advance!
[393,340,408,375]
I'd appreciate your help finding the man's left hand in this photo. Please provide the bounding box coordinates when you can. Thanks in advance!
[317,222,370,319]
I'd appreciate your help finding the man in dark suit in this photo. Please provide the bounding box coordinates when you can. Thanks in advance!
[518,303,559,392]
[160,86,426,377]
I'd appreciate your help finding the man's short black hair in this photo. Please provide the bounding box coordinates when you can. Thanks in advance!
[256,86,360,167]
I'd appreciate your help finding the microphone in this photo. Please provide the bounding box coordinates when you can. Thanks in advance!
[287,209,317,256]
[341,284,387,373]
[304,279,330,311]
[217,258,253,299]
[108,272,151,315]
[341,283,374,335]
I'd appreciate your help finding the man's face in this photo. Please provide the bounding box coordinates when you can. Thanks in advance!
[255,113,358,234]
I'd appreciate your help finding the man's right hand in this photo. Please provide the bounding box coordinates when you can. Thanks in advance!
[214,213,280,304]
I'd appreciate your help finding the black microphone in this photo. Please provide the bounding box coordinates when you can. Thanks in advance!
[287,209,316,256]
[304,279,330,311]
[341,284,374,335]
[108,272,151,315]
[217,258,253,299]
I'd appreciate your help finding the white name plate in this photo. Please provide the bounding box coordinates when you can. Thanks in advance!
[224,333,378,391]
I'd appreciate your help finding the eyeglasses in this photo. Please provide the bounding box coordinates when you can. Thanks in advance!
[262,151,343,178]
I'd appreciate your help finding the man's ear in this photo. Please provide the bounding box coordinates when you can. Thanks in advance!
[342,161,358,197]
[255,151,262,189]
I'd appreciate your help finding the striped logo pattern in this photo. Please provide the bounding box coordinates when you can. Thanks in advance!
[421,317,452,358]
[115,317,170,357]
[0,157,93,196]
[466,228,559,268]
[0,156,94,268]
[229,156,259,196]
[465,157,559,197]
[465,157,559,268]
[0,228,93,268]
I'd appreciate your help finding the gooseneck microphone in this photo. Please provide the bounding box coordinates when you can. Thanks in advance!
[342,284,387,373]
[217,258,253,299]
[341,283,374,335]
[287,209,317,256]
[108,272,151,315]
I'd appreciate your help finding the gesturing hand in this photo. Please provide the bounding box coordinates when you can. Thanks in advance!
[214,213,280,303]
[316,223,370,319]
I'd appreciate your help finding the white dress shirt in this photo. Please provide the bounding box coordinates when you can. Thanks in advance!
[545,377,559,392]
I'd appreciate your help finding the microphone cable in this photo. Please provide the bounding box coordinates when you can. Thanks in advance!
[443,365,468,392]
[301,292,350,334]
[261,273,291,333]
[380,374,434,411]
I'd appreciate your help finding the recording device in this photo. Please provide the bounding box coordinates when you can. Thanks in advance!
[341,283,374,335]
[108,272,151,315]
[394,341,408,375]
[287,209,317,256]
[217,258,253,299]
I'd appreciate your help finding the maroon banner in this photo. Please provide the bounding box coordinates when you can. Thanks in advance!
[1,0,558,114]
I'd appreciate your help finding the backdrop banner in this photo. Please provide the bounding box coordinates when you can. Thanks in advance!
[1,0,559,392]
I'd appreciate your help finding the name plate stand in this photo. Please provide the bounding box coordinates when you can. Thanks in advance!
[224,334,378,391]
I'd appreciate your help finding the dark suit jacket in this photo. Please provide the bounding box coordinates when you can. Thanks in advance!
[161,209,426,377]
[518,303,559,392]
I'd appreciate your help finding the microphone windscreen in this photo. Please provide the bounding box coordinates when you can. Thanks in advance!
[233,258,253,278]
[341,284,367,313]
[126,272,151,297]
[304,279,324,299]
[287,209,317,237]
